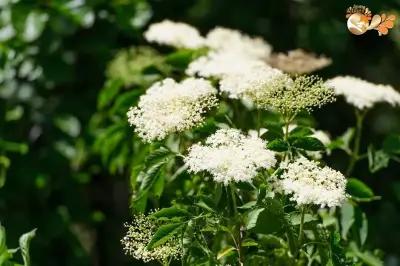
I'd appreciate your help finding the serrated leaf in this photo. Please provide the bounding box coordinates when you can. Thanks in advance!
[368,146,390,173]
[139,161,166,191]
[147,223,184,250]
[19,228,36,266]
[144,147,172,168]
[292,137,325,151]
[151,207,190,219]
[217,246,236,260]
[261,124,284,141]
[245,208,265,230]
[289,126,313,138]
[267,139,288,152]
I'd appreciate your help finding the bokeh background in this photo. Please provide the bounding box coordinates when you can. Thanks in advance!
[1,0,400,265]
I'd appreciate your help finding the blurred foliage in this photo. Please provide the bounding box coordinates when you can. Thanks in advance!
[0,0,400,265]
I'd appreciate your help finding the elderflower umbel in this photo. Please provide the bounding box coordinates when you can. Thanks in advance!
[186,51,267,78]
[144,20,205,49]
[219,64,285,99]
[326,76,400,110]
[185,129,276,185]
[121,214,182,263]
[245,75,335,115]
[206,27,272,59]
[127,78,218,142]
[277,158,347,208]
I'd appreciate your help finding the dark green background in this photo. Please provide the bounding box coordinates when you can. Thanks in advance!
[1,0,400,265]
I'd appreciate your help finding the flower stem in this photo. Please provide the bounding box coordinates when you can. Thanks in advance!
[298,206,306,248]
[346,109,366,176]
[257,109,261,137]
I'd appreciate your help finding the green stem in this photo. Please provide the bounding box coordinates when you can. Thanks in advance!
[257,109,261,137]
[229,184,243,265]
[346,109,366,176]
[298,206,306,249]
[229,183,238,216]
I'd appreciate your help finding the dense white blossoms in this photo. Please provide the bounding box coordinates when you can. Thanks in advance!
[206,27,272,59]
[277,158,347,208]
[121,214,181,263]
[185,129,276,184]
[127,78,218,142]
[326,76,400,109]
[144,20,205,49]
[186,51,266,78]
[219,64,285,99]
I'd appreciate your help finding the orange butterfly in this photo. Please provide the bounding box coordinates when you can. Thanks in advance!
[346,5,397,36]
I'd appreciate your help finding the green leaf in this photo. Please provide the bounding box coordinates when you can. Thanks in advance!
[289,213,317,225]
[147,223,184,250]
[245,208,265,230]
[340,201,354,240]
[19,228,36,266]
[151,207,190,219]
[267,139,288,152]
[292,137,325,151]
[216,246,236,260]
[346,178,375,200]
[368,146,390,173]
[144,147,172,168]
[130,191,148,213]
[328,128,354,154]
[383,134,400,155]
[139,161,166,191]
[261,124,284,141]
[98,79,123,109]
[289,126,313,138]
[165,50,195,69]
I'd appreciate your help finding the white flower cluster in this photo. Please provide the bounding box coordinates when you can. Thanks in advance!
[326,76,400,109]
[186,51,266,78]
[121,214,181,263]
[144,20,205,49]
[186,27,273,78]
[277,158,347,208]
[205,27,272,59]
[127,78,218,142]
[185,129,276,184]
[219,64,285,99]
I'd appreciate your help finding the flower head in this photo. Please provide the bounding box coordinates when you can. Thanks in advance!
[186,51,266,78]
[144,20,205,49]
[121,214,182,263]
[268,49,332,74]
[219,64,285,99]
[225,73,335,114]
[206,27,272,59]
[326,76,400,109]
[127,78,218,142]
[185,129,276,185]
[277,158,347,208]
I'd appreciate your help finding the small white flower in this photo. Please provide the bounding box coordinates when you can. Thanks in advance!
[206,27,272,59]
[219,64,285,99]
[127,78,218,142]
[144,20,205,49]
[186,51,267,78]
[326,76,400,109]
[277,158,347,208]
[185,129,276,185]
